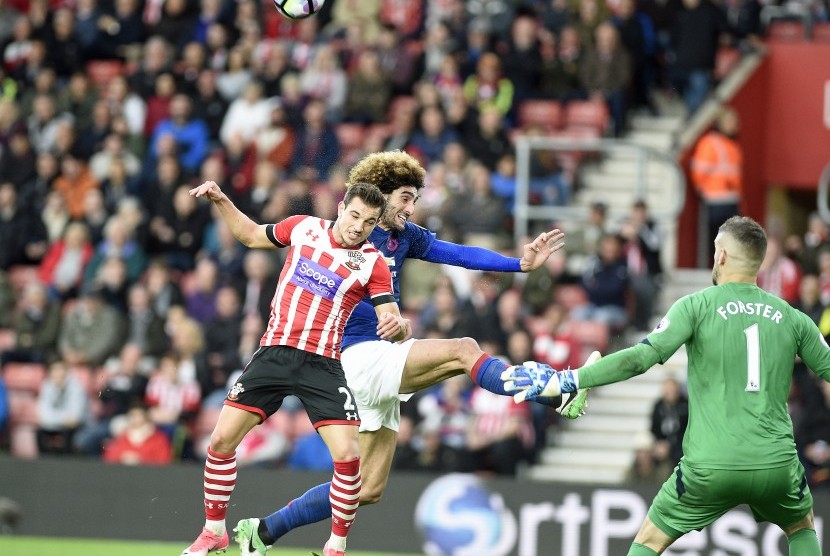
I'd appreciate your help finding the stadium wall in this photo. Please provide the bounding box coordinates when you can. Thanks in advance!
[1,456,826,555]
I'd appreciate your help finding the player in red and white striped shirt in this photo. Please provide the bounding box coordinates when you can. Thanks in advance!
[180,180,410,556]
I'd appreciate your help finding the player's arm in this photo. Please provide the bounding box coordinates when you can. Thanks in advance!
[796,312,830,381]
[422,229,565,272]
[367,257,410,342]
[189,180,276,249]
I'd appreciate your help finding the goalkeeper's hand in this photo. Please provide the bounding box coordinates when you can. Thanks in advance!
[501,362,563,403]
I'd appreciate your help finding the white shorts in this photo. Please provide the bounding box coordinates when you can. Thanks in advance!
[341,339,416,433]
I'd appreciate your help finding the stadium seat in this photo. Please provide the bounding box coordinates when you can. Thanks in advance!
[10,425,38,459]
[563,100,609,135]
[8,390,38,426]
[2,362,47,393]
[714,47,741,81]
[85,60,125,89]
[518,100,563,132]
[813,22,830,41]
[767,20,806,41]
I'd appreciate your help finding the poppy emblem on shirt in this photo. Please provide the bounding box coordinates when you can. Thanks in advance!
[227,382,245,401]
[386,237,398,252]
[346,250,365,270]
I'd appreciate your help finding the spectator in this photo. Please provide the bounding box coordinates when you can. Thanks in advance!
[103,75,147,140]
[145,353,201,438]
[613,0,658,114]
[57,73,97,138]
[619,200,663,330]
[74,343,150,456]
[103,403,174,465]
[290,98,340,181]
[574,0,610,48]
[797,376,830,489]
[376,23,419,95]
[500,13,540,108]
[415,375,474,472]
[168,315,210,396]
[539,25,587,102]
[27,93,72,155]
[797,275,830,337]
[299,44,347,121]
[36,361,89,455]
[95,0,146,58]
[53,151,100,220]
[690,107,742,258]
[650,376,688,470]
[462,104,512,171]
[203,285,243,389]
[45,8,83,79]
[38,221,94,299]
[149,93,210,174]
[84,216,147,287]
[572,233,630,331]
[216,45,254,103]
[148,184,210,272]
[580,22,631,136]
[3,282,61,365]
[253,106,295,176]
[58,286,126,367]
[532,303,585,371]
[465,386,534,475]
[442,162,510,250]
[219,80,272,147]
[343,49,393,125]
[0,182,48,269]
[89,133,142,184]
[463,52,515,117]
[409,105,459,164]
[145,258,185,319]
[668,0,729,116]
[758,236,802,305]
[191,69,228,143]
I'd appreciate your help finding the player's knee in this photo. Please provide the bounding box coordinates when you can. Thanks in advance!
[454,337,482,366]
[208,429,237,454]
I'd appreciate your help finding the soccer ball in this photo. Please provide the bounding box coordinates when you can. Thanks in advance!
[274,0,325,20]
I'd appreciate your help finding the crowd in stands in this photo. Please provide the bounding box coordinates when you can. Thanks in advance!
[0,0,825,483]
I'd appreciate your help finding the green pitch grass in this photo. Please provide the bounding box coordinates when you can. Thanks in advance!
[0,536,422,556]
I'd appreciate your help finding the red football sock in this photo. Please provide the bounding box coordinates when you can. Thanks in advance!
[203,448,237,521]
[329,457,361,537]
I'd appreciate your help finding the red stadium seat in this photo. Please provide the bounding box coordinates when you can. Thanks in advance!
[767,20,806,41]
[564,100,610,135]
[813,22,830,41]
[518,100,563,132]
[10,425,38,459]
[8,390,38,426]
[2,363,47,393]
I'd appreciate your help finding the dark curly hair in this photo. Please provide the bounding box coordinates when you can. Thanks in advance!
[346,150,426,195]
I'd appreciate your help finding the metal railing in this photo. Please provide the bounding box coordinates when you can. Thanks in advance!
[513,135,687,244]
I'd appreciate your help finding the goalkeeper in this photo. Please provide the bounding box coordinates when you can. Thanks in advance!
[504,216,827,556]
[234,150,589,556]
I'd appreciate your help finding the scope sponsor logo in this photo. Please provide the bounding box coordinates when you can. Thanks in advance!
[289,257,343,301]
[414,476,824,556]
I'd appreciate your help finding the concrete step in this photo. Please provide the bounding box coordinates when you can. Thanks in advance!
[555,430,648,450]
[581,397,653,417]
[629,114,685,133]
[527,464,628,484]
[626,130,675,151]
[539,447,634,468]
[567,414,649,433]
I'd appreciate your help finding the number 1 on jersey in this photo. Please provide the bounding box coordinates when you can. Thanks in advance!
[744,323,760,391]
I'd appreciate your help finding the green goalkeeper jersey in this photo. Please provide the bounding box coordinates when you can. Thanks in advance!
[645,281,830,470]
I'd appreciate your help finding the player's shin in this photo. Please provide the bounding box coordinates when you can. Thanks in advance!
[262,482,332,543]
[204,449,237,533]
[470,354,511,396]
[787,528,821,556]
[328,457,361,552]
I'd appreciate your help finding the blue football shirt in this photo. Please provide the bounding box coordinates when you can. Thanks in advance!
[341,222,436,350]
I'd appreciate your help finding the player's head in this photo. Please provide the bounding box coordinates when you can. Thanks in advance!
[712,216,767,285]
[335,182,387,247]
[346,150,426,231]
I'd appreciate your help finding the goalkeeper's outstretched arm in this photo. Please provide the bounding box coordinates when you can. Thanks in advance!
[575,341,662,389]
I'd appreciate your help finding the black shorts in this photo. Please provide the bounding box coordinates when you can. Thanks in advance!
[225,345,361,428]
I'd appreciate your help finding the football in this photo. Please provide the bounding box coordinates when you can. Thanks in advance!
[274,0,325,20]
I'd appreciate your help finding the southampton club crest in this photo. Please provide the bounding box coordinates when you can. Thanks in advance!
[227,382,245,401]
[345,250,366,270]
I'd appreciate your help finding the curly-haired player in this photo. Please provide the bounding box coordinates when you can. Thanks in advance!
[234,151,582,555]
